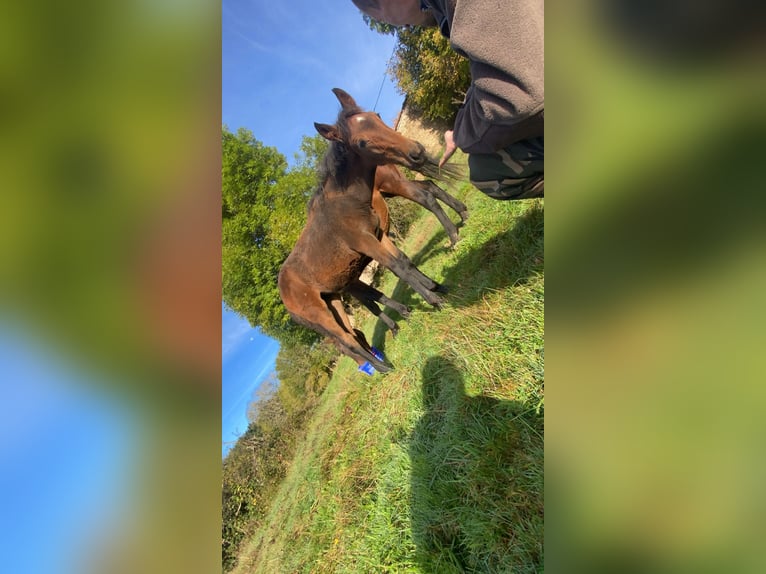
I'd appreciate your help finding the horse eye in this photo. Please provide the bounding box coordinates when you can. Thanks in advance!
[358,140,367,148]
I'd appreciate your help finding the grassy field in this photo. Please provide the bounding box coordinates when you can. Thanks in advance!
[232,175,544,573]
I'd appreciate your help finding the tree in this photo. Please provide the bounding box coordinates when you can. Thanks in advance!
[390,27,470,123]
[245,371,279,424]
[358,17,470,123]
[275,339,337,415]
[222,402,291,571]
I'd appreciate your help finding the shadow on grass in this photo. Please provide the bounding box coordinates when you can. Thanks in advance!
[409,228,453,268]
[370,204,543,350]
[439,203,544,308]
[409,355,543,573]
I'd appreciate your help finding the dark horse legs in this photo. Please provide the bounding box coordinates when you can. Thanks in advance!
[346,279,411,336]
[385,179,468,247]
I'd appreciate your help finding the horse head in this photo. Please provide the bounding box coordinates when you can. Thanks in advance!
[313,88,427,171]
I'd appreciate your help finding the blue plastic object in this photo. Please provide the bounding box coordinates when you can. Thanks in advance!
[358,361,375,376]
[370,347,385,362]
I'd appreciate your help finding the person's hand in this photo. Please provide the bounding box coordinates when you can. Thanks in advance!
[439,130,457,168]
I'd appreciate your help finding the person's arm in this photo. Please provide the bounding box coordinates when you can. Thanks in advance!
[453,87,544,154]
[448,0,544,154]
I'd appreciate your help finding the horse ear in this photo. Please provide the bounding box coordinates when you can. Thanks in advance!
[332,88,357,110]
[314,122,341,142]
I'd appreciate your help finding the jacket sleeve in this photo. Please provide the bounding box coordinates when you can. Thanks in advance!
[449,0,544,154]
[453,78,544,154]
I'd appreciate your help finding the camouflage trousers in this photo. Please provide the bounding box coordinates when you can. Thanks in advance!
[468,136,544,200]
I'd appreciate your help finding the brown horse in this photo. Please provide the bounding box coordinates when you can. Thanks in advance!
[341,155,469,337]
[343,164,467,338]
[278,88,450,373]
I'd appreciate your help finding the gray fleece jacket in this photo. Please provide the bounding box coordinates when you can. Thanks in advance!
[425,0,544,154]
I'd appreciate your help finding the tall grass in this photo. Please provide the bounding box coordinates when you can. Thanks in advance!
[231,175,544,573]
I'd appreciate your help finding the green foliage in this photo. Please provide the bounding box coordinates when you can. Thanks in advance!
[359,13,397,36]
[385,195,423,241]
[293,132,329,171]
[221,128,326,341]
[220,129,338,572]
[245,371,279,425]
[276,339,337,415]
[356,11,471,122]
[222,339,339,572]
[390,27,471,123]
[222,396,292,572]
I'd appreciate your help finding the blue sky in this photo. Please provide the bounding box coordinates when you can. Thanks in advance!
[222,0,405,163]
[221,0,405,453]
[222,303,280,456]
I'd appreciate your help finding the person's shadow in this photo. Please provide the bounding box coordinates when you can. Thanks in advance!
[409,355,544,573]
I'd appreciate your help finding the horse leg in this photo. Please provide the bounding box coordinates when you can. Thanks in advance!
[347,279,411,318]
[324,294,393,370]
[324,293,355,333]
[419,180,469,224]
[395,180,461,246]
[323,295,386,364]
[378,233,448,296]
[346,280,412,336]
[345,290,399,336]
[280,272,392,371]
[351,232,445,308]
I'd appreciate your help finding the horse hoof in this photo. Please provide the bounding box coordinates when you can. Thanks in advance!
[429,295,445,309]
[359,358,393,375]
[371,347,394,372]
[374,358,393,373]
[434,283,449,294]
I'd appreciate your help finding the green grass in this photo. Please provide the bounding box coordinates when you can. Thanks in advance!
[231,176,544,574]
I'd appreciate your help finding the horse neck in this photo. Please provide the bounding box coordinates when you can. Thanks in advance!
[325,150,378,204]
[347,155,377,193]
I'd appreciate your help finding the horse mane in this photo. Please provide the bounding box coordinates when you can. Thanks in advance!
[316,104,364,190]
